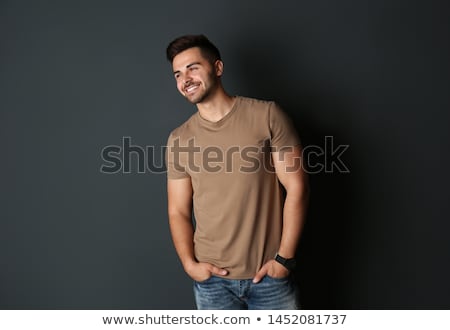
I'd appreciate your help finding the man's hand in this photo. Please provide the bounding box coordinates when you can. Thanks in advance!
[252,259,290,283]
[185,261,228,282]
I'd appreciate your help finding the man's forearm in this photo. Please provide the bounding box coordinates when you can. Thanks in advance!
[277,186,309,258]
[168,215,197,270]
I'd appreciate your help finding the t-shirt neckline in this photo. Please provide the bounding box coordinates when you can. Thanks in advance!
[196,96,241,127]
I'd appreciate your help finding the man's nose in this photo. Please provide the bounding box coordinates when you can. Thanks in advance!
[183,74,192,85]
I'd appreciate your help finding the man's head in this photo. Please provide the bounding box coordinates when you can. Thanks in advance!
[166,34,221,65]
[166,35,224,104]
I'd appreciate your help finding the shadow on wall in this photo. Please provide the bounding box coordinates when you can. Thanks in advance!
[230,37,362,309]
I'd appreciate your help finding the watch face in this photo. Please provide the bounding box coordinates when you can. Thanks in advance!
[287,259,296,269]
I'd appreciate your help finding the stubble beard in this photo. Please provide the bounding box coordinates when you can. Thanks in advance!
[185,72,218,105]
[186,87,210,104]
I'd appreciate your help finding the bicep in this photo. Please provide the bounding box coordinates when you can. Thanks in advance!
[167,177,193,218]
[272,145,308,191]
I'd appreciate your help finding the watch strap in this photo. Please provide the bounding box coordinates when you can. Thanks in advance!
[274,253,296,270]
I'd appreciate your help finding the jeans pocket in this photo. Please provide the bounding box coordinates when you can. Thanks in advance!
[195,275,215,284]
[265,274,290,282]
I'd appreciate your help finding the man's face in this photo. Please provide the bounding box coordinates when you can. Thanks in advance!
[172,47,221,104]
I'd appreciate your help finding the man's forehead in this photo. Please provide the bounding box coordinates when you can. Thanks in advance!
[172,47,205,68]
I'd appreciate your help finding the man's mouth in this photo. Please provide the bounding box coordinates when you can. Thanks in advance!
[184,84,200,95]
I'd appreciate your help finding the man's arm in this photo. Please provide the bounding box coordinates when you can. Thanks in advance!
[167,177,228,281]
[253,145,309,282]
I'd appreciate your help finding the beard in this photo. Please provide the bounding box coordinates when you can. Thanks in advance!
[184,72,218,104]
[185,86,210,104]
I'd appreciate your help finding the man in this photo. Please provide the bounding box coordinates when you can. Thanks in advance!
[165,35,309,310]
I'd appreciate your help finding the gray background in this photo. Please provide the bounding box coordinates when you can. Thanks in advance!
[1,0,449,309]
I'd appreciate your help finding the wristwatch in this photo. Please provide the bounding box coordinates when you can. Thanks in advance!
[274,253,297,271]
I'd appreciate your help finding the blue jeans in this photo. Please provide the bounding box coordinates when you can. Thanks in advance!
[193,275,298,310]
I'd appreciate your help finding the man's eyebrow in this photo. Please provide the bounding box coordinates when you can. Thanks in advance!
[173,62,201,75]
[186,62,201,68]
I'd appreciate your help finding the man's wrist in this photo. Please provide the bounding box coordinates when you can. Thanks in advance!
[274,253,297,271]
[182,259,198,272]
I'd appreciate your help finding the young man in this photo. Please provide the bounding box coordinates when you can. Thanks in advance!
[165,35,309,309]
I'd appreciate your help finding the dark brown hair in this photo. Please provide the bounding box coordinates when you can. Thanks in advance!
[166,34,221,64]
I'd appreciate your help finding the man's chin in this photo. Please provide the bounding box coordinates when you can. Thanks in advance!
[185,94,205,105]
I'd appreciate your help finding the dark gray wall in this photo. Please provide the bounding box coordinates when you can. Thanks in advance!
[1,0,449,309]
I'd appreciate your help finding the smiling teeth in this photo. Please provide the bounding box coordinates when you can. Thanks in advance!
[186,85,199,93]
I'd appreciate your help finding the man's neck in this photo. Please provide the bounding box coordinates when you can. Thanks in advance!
[196,88,235,123]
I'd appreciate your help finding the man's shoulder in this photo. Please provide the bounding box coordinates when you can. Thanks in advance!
[238,96,275,109]
[167,112,198,141]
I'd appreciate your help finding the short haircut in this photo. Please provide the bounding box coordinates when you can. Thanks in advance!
[166,34,221,64]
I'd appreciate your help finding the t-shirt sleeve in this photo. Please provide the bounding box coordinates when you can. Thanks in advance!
[165,132,190,180]
[269,102,301,150]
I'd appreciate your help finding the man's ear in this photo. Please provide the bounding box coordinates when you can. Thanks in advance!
[214,60,224,77]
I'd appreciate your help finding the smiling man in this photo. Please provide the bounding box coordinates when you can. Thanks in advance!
[165,34,309,310]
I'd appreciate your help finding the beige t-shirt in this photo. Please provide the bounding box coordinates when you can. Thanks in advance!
[166,96,300,279]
